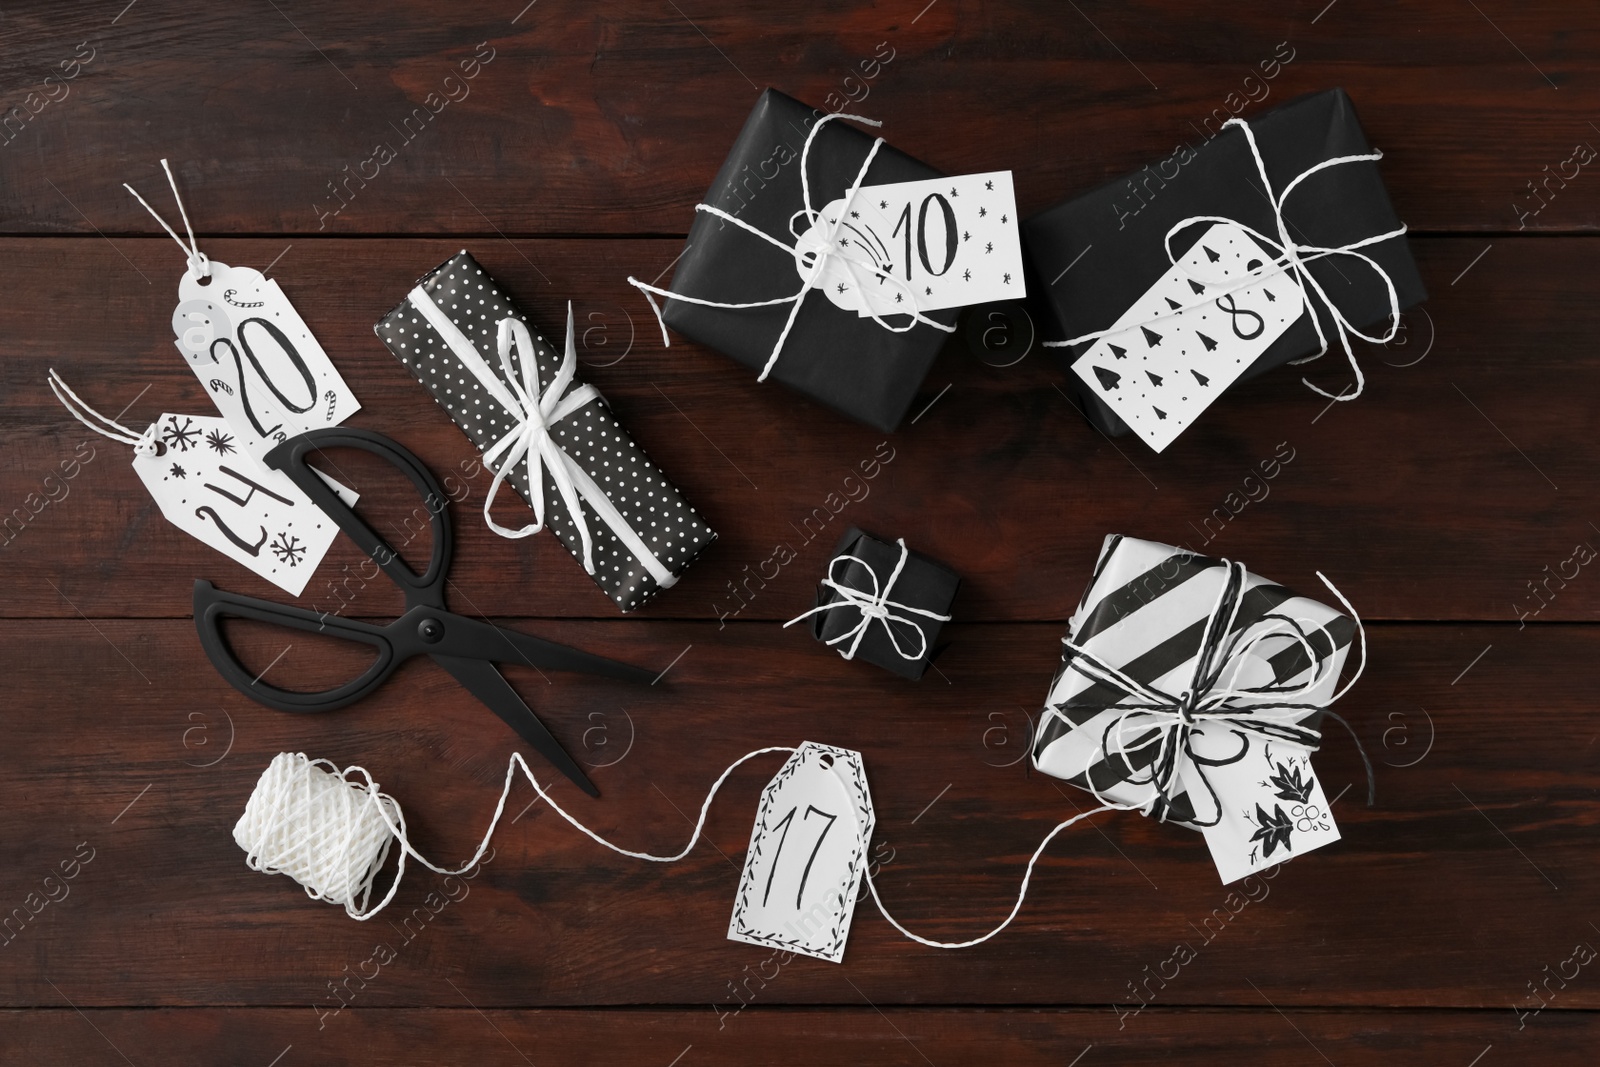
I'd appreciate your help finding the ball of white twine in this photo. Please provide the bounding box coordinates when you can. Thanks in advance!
[233,753,406,920]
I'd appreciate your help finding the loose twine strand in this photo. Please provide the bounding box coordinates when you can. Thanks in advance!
[234,748,1114,948]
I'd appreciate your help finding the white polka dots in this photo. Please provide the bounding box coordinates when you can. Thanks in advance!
[375,252,717,612]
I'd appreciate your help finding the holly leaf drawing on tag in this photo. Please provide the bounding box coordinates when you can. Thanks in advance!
[1267,760,1313,804]
[1250,803,1294,858]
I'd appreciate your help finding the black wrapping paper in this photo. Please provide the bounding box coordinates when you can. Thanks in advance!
[806,527,960,681]
[1022,88,1427,436]
[657,88,959,433]
[375,251,716,613]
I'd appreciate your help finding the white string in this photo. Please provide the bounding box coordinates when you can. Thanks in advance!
[1044,116,1405,402]
[235,747,797,921]
[47,369,158,456]
[783,538,951,662]
[626,111,955,380]
[123,158,211,278]
[236,744,1127,952]
[867,803,1116,949]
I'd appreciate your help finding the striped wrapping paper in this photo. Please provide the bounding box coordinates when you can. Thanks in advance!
[1031,534,1355,830]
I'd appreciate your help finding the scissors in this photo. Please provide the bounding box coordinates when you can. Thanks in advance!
[193,426,658,797]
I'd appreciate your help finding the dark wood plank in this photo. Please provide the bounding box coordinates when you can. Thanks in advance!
[1,1007,1591,1066]
[0,618,1592,1008]
[1,236,1594,622]
[0,1,1596,236]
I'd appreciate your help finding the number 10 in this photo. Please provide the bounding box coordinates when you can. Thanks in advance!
[891,193,958,280]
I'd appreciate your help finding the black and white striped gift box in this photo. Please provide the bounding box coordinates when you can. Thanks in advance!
[1032,534,1356,828]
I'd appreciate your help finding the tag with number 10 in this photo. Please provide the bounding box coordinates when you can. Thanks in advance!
[728,742,876,963]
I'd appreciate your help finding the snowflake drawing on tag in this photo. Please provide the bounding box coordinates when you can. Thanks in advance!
[205,428,236,455]
[169,463,186,479]
[161,415,200,452]
[270,532,306,567]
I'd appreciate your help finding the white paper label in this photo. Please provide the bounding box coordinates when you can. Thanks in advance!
[132,413,355,596]
[1199,742,1339,884]
[794,171,1025,319]
[171,262,360,466]
[1072,221,1307,452]
[728,742,875,963]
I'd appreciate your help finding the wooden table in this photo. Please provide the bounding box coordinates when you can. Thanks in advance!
[3,2,1596,1063]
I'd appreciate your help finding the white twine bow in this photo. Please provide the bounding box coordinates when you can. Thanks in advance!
[404,290,676,590]
[124,158,211,279]
[47,369,160,457]
[1045,116,1407,402]
[784,538,951,663]
[627,111,956,381]
[1051,559,1372,826]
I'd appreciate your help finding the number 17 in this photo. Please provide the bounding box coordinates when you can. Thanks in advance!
[761,804,838,910]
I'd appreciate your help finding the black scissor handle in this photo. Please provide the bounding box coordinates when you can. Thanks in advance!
[193,580,399,712]
[264,428,453,604]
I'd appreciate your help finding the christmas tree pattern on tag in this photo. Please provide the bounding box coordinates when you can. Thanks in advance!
[1073,221,1306,452]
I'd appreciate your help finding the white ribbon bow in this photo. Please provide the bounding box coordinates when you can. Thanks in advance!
[404,290,676,591]
[785,538,951,663]
[628,111,956,382]
[1046,116,1408,402]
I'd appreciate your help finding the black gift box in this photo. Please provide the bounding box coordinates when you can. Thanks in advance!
[375,251,717,612]
[656,89,960,433]
[1022,88,1427,436]
[800,527,959,681]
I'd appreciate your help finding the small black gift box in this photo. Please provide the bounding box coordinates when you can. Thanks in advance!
[635,89,959,433]
[786,527,959,681]
[1022,88,1427,437]
[375,250,717,612]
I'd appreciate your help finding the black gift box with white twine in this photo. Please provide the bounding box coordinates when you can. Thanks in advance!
[1023,88,1427,437]
[787,527,960,681]
[375,250,717,612]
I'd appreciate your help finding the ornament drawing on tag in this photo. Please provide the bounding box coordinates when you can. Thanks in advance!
[728,742,875,963]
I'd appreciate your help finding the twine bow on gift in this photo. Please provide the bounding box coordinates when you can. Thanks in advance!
[404,290,677,590]
[627,112,956,382]
[1045,116,1408,402]
[1052,559,1374,826]
[784,538,951,663]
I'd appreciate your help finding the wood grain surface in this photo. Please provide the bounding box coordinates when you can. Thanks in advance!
[2,0,1597,1063]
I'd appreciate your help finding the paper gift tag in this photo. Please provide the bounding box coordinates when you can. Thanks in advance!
[171,262,360,466]
[132,413,355,596]
[1072,221,1307,452]
[728,742,875,963]
[1197,741,1340,884]
[794,171,1024,318]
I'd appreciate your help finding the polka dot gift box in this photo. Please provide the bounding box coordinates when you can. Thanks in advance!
[375,250,716,612]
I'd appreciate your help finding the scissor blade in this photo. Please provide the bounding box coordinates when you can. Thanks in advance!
[431,653,599,797]
[444,616,658,685]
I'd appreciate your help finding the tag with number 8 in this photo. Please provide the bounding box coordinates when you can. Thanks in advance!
[728,742,876,963]
[127,159,359,465]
